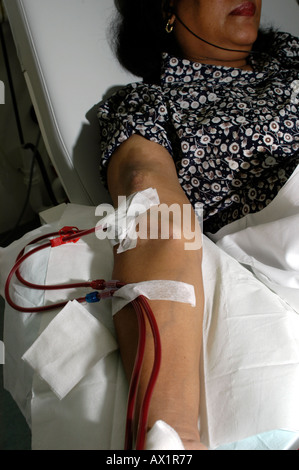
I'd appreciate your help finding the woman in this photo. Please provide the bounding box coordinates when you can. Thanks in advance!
[97,0,299,449]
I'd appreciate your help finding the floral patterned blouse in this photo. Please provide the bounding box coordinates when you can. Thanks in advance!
[97,32,299,233]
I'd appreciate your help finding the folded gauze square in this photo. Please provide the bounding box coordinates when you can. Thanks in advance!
[22,300,118,399]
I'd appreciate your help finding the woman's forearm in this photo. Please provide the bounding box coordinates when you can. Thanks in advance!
[113,229,204,447]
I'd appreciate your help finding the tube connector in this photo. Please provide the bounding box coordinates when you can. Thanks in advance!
[85,291,100,303]
[50,226,80,247]
[90,279,106,290]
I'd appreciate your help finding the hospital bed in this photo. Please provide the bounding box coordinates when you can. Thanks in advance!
[1,0,299,450]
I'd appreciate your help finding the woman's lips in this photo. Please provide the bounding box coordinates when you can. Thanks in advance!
[230,2,256,17]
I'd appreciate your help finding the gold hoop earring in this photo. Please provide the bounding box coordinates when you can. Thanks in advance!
[165,19,174,34]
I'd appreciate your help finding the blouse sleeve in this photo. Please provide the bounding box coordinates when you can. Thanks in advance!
[97,82,173,188]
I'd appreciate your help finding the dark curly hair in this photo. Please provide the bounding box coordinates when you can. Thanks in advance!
[110,0,278,83]
[110,0,178,83]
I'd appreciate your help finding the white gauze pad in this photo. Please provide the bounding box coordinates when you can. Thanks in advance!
[22,300,118,399]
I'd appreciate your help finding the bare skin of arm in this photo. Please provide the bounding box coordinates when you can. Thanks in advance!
[107,134,206,450]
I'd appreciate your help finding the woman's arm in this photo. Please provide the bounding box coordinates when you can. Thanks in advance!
[107,134,206,450]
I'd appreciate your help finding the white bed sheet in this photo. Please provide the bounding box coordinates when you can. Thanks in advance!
[1,172,299,449]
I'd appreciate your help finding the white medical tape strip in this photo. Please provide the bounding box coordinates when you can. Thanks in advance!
[98,187,160,254]
[111,280,196,316]
[22,300,118,399]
